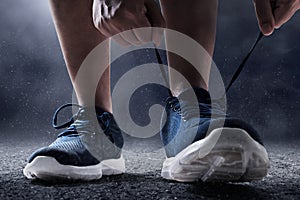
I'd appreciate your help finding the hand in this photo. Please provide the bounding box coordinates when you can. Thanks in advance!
[253,0,300,36]
[93,0,166,46]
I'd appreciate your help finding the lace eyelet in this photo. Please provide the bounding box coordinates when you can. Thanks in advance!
[173,107,181,112]
[181,113,187,122]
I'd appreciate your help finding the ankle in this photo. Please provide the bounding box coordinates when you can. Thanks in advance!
[175,87,211,104]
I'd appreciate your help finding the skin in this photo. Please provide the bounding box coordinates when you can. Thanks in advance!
[49,0,300,110]
[159,0,218,95]
[49,0,113,112]
[254,0,300,36]
[93,0,166,46]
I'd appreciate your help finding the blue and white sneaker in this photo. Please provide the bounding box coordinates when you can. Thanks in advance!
[23,104,125,181]
[160,88,270,182]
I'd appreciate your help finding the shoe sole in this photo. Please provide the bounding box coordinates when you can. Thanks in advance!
[23,155,125,181]
[161,128,270,182]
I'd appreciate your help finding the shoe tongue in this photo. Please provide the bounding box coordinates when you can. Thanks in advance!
[76,107,110,126]
[177,87,211,104]
[78,106,111,117]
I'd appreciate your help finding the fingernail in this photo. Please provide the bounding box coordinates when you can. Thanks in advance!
[274,24,281,29]
[262,24,273,35]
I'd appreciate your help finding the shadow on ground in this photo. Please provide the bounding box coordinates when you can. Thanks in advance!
[0,139,299,199]
[5,172,272,200]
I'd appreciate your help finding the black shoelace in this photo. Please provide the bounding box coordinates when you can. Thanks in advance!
[155,0,278,97]
[155,31,264,97]
[52,104,110,135]
[52,30,265,131]
[52,103,82,129]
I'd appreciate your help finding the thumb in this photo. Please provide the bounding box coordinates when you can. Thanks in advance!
[274,4,297,29]
[253,0,275,36]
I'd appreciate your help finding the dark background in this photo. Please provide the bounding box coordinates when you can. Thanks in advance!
[0,0,299,142]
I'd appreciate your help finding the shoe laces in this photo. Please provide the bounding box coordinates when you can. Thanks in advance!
[167,97,228,122]
[52,103,110,138]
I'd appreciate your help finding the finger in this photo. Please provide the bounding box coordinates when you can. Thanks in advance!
[96,21,111,38]
[111,21,142,46]
[274,3,297,28]
[133,16,152,44]
[107,23,131,46]
[105,21,120,36]
[119,29,142,46]
[253,0,275,36]
[133,27,152,45]
[113,34,131,46]
[96,17,124,37]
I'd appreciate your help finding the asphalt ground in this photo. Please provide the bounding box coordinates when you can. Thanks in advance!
[0,137,299,200]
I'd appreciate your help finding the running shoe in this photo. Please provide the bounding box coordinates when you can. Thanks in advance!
[160,88,270,182]
[23,104,125,181]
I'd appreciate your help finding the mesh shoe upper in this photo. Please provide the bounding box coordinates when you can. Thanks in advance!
[160,88,263,158]
[28,105,123,166]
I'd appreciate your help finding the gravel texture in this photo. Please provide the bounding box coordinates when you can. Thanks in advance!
[0,138,299,200]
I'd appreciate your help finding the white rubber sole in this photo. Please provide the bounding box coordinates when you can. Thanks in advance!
[161,128,270,182]
[23,155,125,181]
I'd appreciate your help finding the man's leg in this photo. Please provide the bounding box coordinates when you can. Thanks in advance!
[23,0,125,181]
[49,0,111,112]
[159,0,270,182]
[160,0,218,96]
